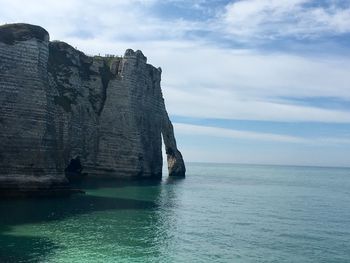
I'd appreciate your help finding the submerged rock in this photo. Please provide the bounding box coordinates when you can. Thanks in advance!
[0,23,185,194]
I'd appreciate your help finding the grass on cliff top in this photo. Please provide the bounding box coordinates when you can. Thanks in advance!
[92,55,122,68]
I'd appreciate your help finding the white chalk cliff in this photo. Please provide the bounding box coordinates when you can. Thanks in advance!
[0,23,185,194]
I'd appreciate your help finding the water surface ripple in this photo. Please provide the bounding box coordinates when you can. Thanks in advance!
[1,163,350,262]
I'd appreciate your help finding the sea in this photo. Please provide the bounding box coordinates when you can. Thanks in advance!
[0,163,350,263]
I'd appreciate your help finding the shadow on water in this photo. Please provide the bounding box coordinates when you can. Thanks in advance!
[0,176,186,262]
[0,195,158,226]
[0,233,59,263]
[0,178,167,262]
[72,177,164,190]
[71,175,185,190]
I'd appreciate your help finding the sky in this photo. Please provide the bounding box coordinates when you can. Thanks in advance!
[1,0,350,167]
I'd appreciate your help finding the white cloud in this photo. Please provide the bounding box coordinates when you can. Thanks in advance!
[174,123,307,143]
[222,0,350,39]
[0,0,198,42]
[165,87,350,123]
[174,123,350,145]
[144,42,350,123]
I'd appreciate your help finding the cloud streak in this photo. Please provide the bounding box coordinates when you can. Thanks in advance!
[174,123,350,145]
[166,87,350,123]
[150,43,350,123]
[174,123,307,143]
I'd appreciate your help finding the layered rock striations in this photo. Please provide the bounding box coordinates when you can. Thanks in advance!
[0,23,185,193]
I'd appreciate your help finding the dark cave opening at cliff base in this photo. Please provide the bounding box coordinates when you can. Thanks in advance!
[65,157,86,183]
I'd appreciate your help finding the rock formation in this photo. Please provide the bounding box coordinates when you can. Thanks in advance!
[0,23,185,194]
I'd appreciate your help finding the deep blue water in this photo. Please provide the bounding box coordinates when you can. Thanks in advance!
[1,163,350,262]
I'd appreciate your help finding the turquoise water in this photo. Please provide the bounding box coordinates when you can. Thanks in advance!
[1,163,350,262]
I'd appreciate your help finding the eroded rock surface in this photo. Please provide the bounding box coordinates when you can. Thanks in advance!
[0,23,185,192]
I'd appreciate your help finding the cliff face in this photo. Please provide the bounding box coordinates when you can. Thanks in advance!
[0,23,185,191]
